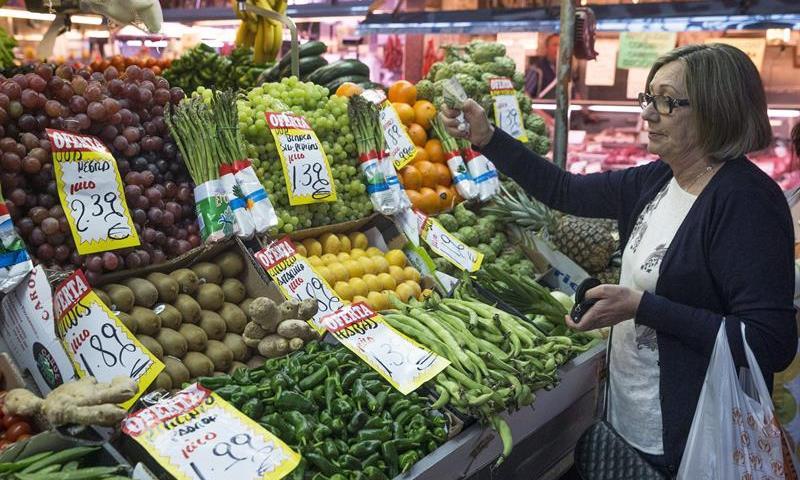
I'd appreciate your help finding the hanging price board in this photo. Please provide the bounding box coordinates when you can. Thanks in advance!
[254,237,343,334]
[122,383,300,480]
[265,112,337,206]
[488,78,527,143]
[54,270,163,409]
[321,303,449,394]
[47,129,141,255]
[419,214,483,272]
[361,90,418,170]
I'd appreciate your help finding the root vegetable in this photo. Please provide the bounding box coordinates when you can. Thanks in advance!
[258,334,289,358]
[278,299,300,321]
[277,319,318,341]
[289,338,304,352]
[297,298,318,321]
[248,297,279,331]
[228,361,248,375]
[246,355,266,369]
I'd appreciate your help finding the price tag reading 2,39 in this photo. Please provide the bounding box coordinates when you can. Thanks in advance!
[420,215,483,272]
[122,383,300,480]
[489,78,527,143]
[322,303,450,394]
[47,129,141,255]
[361,89,418,170]
[254,237,342,333]
[265,112,337,206]
[54,270,163,409]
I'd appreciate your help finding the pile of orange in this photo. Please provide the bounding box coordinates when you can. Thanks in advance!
[387,81,461,215]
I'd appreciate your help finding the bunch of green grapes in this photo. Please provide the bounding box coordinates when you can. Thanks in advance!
[237,77,372,234]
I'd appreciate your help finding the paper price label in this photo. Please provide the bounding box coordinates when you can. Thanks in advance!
[265,112,337,206]
[361,90,418,170]
[54,270,163,409]
[123,384,300,480]
[322,303,449,394]
[420,215,483,272]
[254,237,343,333]
[47,129,141,255]
[489,78,527,143]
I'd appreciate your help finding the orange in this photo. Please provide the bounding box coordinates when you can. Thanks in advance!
[425,139,444,163]
[451,186,463,206]
[415,161,438,189]
[413,100,437,130]
[412,148,429,164]
[436,185,454,212]
[433,162,451,187]
[393,103,415,126]
[406,189,422,210]
[401,165,422,191]
[336,82,363,97]
[408,123,427,147]
[388,80,417,105]
[417,187,440,214]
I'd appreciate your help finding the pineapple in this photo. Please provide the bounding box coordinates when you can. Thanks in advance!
[596,263,621,285]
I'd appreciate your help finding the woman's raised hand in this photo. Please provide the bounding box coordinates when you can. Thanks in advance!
[440,99,495,149]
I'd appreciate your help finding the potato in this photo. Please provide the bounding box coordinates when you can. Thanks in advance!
[277,319,317,341]
[257,334,289,358]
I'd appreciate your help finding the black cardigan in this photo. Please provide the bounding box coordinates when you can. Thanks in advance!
[481,129,798,470]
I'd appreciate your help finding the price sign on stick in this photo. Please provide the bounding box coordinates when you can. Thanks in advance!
[254,237,343,334]
[47,129,141,254]
[488,78,527,143]
[361,90,418,170]
[265,112,337,206]
[122,384,300,480]
[322,303,450,394]
[54,270,163,409]
[419,214,483,272]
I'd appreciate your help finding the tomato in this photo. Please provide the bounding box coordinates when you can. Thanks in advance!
[0,440,8,450]
[2,415,24,429]
[14,434,31,443]
[5,422,30,442]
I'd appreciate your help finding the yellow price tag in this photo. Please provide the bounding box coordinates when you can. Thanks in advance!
[47,129,141,255]
[54,270,163,409]
[122,383,301,480]
[361,89,418,170]
[489,78,528,143]
[420,215,483,272]
[264,112,337,206]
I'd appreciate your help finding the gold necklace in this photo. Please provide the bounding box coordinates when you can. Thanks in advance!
[686,164,715,192]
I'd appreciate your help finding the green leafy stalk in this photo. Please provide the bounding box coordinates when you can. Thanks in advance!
[431,116,459,154]
[166,97,222,184]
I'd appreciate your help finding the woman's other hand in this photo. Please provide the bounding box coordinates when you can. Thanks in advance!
[440,99,495,148]
[565,285,644,331]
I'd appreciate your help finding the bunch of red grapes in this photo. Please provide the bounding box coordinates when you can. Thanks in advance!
[0,62,200,284]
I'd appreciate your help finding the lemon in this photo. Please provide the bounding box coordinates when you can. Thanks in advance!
[403,280,422,298]
[403,266,421,283]
[371,256,390,274]
[338,234,352,253]
[350,248,366,260]
[302,238,323,257]
[353,295,369,306]
[421,288,434,299]
[367,291,389,311]
[360,256,378,275]
[328,263,349,283]
[315,265,334,285]
[320,233,341,255]
[334,281,354,301]
[362,273,381,293]
[366,247,383,257]
[344,260,365,278]
[349,232,369,250]
[385,249,407,267]
[295,244,308,257]
[337,252,351,263]
[321,253,339,266]
[348,277,369,298]
[377,273,397,291]
[389,265,405,284]
[395,282,415,302]
[307,256,323,267]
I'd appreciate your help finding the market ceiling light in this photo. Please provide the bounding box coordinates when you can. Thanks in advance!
[532,103,582,111]
[0,8,102,24]
[588,105,643,113]
[767,109,800,119]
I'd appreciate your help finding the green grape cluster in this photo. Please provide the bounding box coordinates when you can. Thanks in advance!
[237,77,372,234]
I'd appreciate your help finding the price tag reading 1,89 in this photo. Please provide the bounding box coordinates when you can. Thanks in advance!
[122,384,300,480]
[361,90,418,170]
[420,215,484,273]
[322,303,450,394]
[488,78,527,143]
[254,237,343,333]
[264,112,337,206]
[54,270,163,409]
[47,129,141,255]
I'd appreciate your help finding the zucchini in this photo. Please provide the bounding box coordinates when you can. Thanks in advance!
[309,59,370,86]
[325,75,370,93]
[281,55,328,79]
[258,63,282,84]
[277,40,327,70]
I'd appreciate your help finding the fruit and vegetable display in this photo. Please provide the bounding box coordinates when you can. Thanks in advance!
[233,0,288,64]
[0,392,35,451]
[198,341,449,479]
[306,58,378,93]
[258,41,331,84]
[0,29,15,70]
[88,56,172,76]
[164,44,272,93]
[0,446,132,479]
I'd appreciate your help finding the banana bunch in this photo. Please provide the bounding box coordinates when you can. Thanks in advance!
[233,0,288,65]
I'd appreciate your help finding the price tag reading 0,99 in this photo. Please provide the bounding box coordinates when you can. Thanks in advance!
[47,129,141,255]
[420,216,484,272]
[488,78,527,143]
[322,303,450,394]
[361,90,418,170]
[254,237,343,333]
[122,384,300,480]
[264,112,337,206]
[54,270,163,409]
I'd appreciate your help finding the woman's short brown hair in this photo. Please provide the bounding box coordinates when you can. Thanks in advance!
[646,43,772,161]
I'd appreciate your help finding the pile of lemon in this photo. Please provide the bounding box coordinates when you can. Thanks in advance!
[295,232,426,310]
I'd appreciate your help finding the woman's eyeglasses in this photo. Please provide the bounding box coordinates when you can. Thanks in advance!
[638,92,690,115]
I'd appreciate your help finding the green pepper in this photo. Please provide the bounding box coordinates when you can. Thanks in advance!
[399,450,420,473]
[374,391,388,413]
[382,440,400,478]
[214,384,240,400]
[349,440,382,458]
[347,411,368,433]
[363,380,383,395]
[339,454,361,470]
[319,411,333,426]
[290,458,306,480]
[352,379,367,408]
[230,391,247,407]
[313,424,332,443]
[284,411,310,445]
[321,439,339,458]
[331,418,345,433]
[198,375,231,389]
[334,349,352,363]
[276,391,316,413]
[392,421,402,438]
[329,475,348,480]
[240,385,259,398]
[395,405,422,425]
[362,465,389,480]
[332,398,353,416]
[310,473,329,480]
[305,452,335,476]
[299,367,329,390]
[334,439,349,454]
[431,426,447,442]
[356,429,392,442]
[231,368,249,384]
[426,439,438,452]
[389,399,411,417]
[324,377,338,412]
[364,417,387,430]
[311,384,326,404]
[259,414,295,440]
[340,368,358,390]
[386,392,403,405]
[241,398,263,419]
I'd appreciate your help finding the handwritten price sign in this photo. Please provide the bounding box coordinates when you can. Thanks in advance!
[489,78,527,143]
[47,129,140,255]
[361,90,418,170]
[122,384,300,480]
[254,237,343,334]
[322,303,449,394]
[265,112,336,206]
[420,215,483,272]
[54,270,163,409]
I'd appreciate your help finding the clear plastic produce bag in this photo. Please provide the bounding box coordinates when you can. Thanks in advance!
[463,147,499,201]
[194,179,235,243]
[219,164,254,239]
[233,159,278,234]
[678,322,797,480]
[0,201,32,293]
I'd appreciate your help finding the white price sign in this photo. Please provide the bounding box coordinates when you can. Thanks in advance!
[489,78,527,143]
[361,90,418,170]
[420,216,483,272]
[265,112,337,206]
[47,129,140,255]
[254,237,343,333]
[322,303,449,394]
[122,384,300,480]
[54,270,163,409]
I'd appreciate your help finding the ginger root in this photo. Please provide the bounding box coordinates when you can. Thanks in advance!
[5,376,137,427]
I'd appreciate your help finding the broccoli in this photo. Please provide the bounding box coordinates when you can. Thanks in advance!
[476,243,497,264]
[525,114,547,135]
[454,203,478,227]
[416,79,435,101]
[512,71,525,90]
[438,213,459,232]
[455,226,479,246]
[467,41,506,65]
[482,56,517,78]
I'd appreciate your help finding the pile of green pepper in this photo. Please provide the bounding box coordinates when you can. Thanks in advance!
[198,341,448,480]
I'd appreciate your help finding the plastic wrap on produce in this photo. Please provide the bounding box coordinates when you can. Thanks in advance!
[194,179,235,242]
[445,151,478,200]
[220,164,255,239]
[0,202,32,293]
[233,159,278,234]
[359,151,398,215]
[464,148,500,201]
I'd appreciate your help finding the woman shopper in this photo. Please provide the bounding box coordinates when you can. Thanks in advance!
[443,43,798,475]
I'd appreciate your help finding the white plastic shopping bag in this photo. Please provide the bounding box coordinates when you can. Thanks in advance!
[678,321,794,480]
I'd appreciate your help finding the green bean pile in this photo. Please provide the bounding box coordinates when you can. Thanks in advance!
[0,447,128,480]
